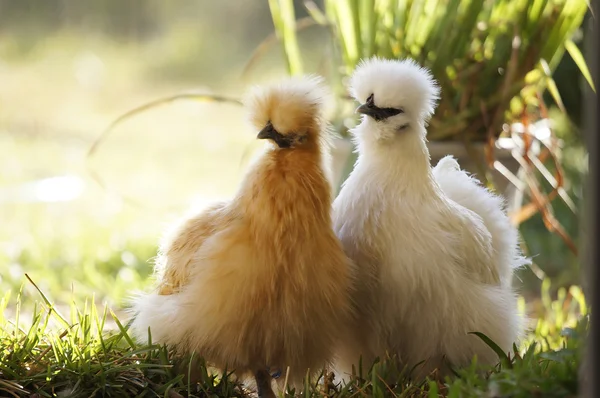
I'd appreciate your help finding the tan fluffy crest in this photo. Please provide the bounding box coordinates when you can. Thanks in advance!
[244,75,330,138]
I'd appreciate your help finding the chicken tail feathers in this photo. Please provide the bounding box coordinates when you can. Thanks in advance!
[126,291,184,346]
[433,157,531,282]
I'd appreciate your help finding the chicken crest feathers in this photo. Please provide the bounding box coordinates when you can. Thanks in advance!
[244,75,331,137]
[349,57,440,122]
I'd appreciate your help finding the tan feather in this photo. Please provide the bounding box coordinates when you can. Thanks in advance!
[129,75,355,395]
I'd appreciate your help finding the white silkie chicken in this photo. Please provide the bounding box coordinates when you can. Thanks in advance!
[333,57,528,380]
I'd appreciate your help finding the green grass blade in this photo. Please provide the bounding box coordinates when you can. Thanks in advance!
[269,0,304,75]
[0,291,10,327]
[415,0,441,53]
[332,0,362,68]
[110,310,137,350]
[565,38,596,92]
[404,0,426,52]
[428,380,439,397]
[360,0,377,57]
[268,0,284,38]
[24,274,70,329]
[469,332,512,366]
[451,0,486,59]
[428,0,461,73]
[540,59,567,113]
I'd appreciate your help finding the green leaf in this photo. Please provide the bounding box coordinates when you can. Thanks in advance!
[428,380,439,397]
[25,274,70,329]
[565,38,596,92]
[268,0,304,75]
[540,59,567,113]
[110,310,137,350]
[360,0,377,57]
[278,0,304,75]
[469,331,512,367]
[332,0,363,68]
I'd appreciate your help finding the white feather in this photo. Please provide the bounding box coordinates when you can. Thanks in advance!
[433,155,531,288]
[333,57,528,380]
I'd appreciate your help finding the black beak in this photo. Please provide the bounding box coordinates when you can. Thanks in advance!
[355,103,372,116]
[257,123,294,148]
[356,103,403,121]
[257,124,276,140]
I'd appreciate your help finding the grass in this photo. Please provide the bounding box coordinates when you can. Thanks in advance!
[0,276,588,397]
[0,285,246,397]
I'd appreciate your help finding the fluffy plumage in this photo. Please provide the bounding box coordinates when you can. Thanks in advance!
[350,57,439,124]
[333,57,527,380]
[432,156,531,289]
[129,75,355,396]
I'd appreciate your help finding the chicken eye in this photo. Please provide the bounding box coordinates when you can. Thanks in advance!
[366,94,375,107]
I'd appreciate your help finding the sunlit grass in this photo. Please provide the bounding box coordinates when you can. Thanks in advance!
[0,276,587,397]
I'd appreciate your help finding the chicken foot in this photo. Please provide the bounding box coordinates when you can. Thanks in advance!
[254,369,276,398]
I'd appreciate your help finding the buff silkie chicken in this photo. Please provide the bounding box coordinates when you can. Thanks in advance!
[332,57,527,380]
[129,76,355,398]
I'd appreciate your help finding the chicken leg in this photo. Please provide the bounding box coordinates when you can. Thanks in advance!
[254,369,276,398]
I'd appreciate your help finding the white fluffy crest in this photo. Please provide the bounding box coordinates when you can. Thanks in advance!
[349,57,440,122]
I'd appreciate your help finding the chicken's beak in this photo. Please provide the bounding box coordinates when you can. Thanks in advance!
[257,124,275,140]
[355,103,371,116]
[355,103,403,121]
[356,103,384,119]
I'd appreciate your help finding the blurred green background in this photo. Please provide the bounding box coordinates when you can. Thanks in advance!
[0,0,588,322]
